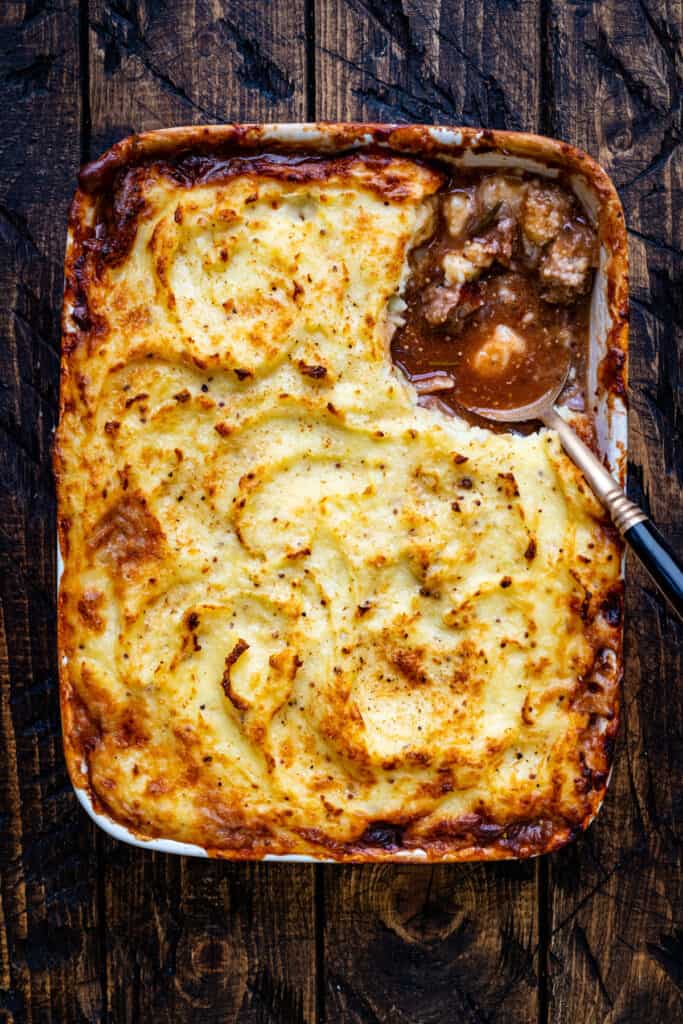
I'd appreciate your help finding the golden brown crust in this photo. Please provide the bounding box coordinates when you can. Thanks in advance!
[57,124,628,862]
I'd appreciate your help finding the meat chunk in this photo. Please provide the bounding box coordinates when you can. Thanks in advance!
[539,223,597,304]
[422,283,484,329]
[521,182,572,245]
[464,216,516,268]
[452,283,486,326]
[423,283,462,324]
[471,324,527,376]
[443,191,473,238]
[442,216,516,286]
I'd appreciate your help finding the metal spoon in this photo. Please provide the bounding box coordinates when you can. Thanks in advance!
[460,369,683,622]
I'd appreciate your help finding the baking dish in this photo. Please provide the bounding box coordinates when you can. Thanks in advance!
[57,124,628,862]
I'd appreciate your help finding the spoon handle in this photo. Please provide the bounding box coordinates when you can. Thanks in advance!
[542,407,683,622]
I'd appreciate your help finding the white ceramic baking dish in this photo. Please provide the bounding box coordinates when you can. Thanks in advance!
[57,124,629,861]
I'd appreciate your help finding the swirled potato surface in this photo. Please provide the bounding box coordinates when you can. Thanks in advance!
[57,153,622,860]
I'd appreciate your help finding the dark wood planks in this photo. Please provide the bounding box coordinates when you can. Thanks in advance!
[1,1,681,1021]
[316,0,541,129]
[87,0,308,159]
[102,852,316,1023]
[316,4,546,1022]
[544,1,683,1021]
[86,3,317,1022]
[321,862,540,1023]
[0,2,101,1023]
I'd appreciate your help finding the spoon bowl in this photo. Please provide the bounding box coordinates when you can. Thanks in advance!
[456,354,571,426]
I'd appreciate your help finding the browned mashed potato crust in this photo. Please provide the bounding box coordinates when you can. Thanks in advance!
[56,137,624,861]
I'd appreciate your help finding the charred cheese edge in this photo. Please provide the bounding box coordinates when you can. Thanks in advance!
[57,151,622,861]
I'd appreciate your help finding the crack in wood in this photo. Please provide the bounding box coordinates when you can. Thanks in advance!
[407,6,524,128]
[619,122,682,189]
[89,17,223,122]
[646,929,683,993]
[632,295,681,329]
[627,225,683,257]
[314,866,325,1024]
[573,923,614,1008]
[0,204,42,259]
[321,45,470,124]
[327,972,385,1024]
[539,0,558,138]
[1,52,59,95]
[304,0,316,120]
[636,0,683,74]
[550,851,635,938]
[586,25,676,119]
[350,0,413,54]
[216,18,296,101]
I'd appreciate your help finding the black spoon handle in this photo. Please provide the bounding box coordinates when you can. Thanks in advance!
[624,519,683,621]
[543,408,683,623]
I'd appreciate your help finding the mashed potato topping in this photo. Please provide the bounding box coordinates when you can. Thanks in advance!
[57,150,622,860]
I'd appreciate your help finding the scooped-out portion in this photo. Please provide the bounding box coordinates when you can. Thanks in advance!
[392,170,597,419]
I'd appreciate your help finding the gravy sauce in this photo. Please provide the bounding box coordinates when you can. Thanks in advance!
[392,170,596,425]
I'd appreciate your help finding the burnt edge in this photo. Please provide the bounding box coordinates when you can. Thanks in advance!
[56,123,629,863]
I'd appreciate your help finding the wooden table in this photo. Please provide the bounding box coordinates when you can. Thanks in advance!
[1,2,681,1021]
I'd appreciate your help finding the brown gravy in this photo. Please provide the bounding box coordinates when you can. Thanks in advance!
[391,169,596,425]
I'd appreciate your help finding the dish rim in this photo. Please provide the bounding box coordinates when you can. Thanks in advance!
[57,122,629,863]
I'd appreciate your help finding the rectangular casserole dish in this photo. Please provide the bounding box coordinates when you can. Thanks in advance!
[56,124,629,862]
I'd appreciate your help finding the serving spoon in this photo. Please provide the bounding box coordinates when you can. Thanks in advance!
[457,367,683,622]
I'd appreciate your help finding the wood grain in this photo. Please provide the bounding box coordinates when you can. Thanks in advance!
[102,851,316,1023]
[321,862,540,1023]
[0,3,102,1023]
[544,1,683,1021]
[315,0,541,130]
